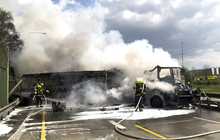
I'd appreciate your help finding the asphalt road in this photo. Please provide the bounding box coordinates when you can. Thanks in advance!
[2,104,220,140]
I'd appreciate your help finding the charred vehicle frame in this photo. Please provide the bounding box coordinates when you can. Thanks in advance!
[144,65,201,108]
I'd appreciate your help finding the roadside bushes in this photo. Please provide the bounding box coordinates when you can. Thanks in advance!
[193,79,219,85]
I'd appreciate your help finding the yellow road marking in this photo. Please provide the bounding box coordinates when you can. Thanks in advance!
[41,111,45,140]
[135,125,167,139]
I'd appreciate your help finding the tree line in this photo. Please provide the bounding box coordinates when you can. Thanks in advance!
[0,7,24,53]
[184,65,220,85]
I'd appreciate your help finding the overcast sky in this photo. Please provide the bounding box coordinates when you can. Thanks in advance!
[95,0,220,70]
[1,0,220,75]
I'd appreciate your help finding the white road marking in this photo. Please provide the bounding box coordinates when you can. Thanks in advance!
[194,117,220,124]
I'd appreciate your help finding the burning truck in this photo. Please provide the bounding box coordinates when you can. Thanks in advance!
[16,70,119,105]
[13,66,200,108]
[144,65,201,108]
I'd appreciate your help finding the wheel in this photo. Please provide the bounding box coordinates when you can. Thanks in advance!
[151,96,163,108]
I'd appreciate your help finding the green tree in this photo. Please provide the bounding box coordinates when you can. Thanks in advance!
[0,7,24,52]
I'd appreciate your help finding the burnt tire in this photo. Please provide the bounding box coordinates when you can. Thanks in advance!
[151,96,163,108]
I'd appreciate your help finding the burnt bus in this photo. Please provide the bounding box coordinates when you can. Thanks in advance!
[144,65,201,108]
[19,70,117,104]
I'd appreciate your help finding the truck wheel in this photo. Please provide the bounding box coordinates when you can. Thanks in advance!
[151,96,163,108]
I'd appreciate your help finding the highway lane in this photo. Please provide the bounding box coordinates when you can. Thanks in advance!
[2,104,220,140]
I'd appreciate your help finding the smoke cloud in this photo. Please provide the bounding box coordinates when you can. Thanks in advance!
[4,0,180,106]
[65,81,108,108]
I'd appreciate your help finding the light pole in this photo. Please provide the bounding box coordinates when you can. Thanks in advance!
[181,42,183,68]
[28,32,46,38]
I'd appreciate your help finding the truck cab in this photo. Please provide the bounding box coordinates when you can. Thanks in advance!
[144,65,200,108]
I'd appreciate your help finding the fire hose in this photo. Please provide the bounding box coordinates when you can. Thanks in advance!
[114,90,220,139]
[8,94,47,140]
[118,95,143,124]
[117,83,145,124]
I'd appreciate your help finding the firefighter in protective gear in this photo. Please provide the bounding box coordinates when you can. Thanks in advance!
[46,90,49,94]
[187,82,192,88]
[134,80,145,111]
[40,83,50,95]
[34,83,44,107]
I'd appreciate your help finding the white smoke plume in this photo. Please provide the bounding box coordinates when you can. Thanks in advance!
[66,80,108,108]
[2,0,180,106]
[146,81,175,93]
[140,68,175,93]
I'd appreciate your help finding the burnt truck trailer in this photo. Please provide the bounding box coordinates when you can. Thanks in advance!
[144,65,201,108]
[19,70,117,105]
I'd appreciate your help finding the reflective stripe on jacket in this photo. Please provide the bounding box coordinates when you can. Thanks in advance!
[133,85,136,92]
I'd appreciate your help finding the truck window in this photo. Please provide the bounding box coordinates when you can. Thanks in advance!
[160,69,171,79]
[173,68,182,84]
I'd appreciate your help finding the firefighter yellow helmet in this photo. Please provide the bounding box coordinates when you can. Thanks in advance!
[135,80,139,84]
[139,80,143,84]
[41,83,44,86]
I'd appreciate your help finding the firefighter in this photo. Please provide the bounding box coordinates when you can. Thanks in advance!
[134,80,145,111]
[34,83,44,107]
[187,82,192,88]
[45,89,50,95]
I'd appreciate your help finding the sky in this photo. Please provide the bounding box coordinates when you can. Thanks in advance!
[1,0,219,105]
[1,0,220,75]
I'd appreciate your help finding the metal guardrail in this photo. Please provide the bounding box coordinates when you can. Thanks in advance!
[0,98,20,120]
[199,92,220,111]
[201,92,220,99]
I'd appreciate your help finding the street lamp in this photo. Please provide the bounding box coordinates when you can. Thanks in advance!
[181,42,183,68]
[28,32,46,38]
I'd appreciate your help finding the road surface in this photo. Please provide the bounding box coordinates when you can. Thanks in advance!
[1,103,220,140]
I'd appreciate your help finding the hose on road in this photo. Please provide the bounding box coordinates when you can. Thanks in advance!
[8,95,47,140]
[114,91,220,139]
